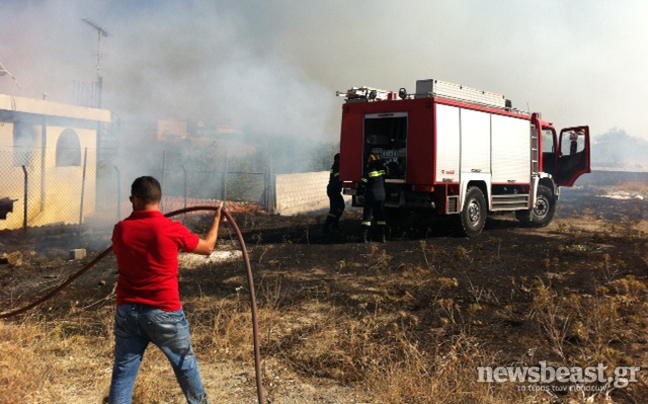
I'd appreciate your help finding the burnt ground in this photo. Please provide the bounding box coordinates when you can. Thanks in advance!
[2,174,648,403]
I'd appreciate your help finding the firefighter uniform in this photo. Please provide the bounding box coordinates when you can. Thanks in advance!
[323,153,344,233]
[360,154,387,243]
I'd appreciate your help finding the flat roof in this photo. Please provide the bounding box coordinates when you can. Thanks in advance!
[0,94,110,123]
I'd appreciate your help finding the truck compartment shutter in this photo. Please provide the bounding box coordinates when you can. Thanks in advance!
[491,115,531,184]
[460,109,490,174]
[435,104,460,183]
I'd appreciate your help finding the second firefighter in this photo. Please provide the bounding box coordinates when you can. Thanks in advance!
[360,154,387,243]
[323,153,344,233]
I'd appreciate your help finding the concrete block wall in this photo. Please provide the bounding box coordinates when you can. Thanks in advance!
[275,171,351,216]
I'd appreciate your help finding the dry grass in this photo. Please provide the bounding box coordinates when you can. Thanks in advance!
[2,215,648,403]
[0,309,114,404]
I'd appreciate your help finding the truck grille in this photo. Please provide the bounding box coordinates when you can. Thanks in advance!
[447,196,459,214]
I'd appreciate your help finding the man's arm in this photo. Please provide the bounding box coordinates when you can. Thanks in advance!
[192,205,223,255]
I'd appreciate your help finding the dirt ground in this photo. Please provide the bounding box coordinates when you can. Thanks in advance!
[2,178,648,403]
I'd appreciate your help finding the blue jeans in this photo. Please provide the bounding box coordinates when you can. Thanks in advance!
[108,304,209,404]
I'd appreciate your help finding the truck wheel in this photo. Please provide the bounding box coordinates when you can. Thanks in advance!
[516,184,555,227]
[458,186,487,237]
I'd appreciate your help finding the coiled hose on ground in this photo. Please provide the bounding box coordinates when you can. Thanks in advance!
[0,206,266,404]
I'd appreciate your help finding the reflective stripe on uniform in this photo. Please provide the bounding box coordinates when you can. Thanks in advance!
[328,213,337,218]
[333,172,340,177]
[368,170,386,178]
[361,178,368,183]
[377,221,386,226]
[361,221,372,227]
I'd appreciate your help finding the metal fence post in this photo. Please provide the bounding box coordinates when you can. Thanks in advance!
[79,147,88,227]
[222,151,228,202]
[263,169,267,211]
[182,164,188,221]
[114,165,121,221]
[22,165,28,231]
[263,164,275,213]
[269,162,275,213]
[40,117,47,213]
[182,165,188,209]
[160,150,166,212]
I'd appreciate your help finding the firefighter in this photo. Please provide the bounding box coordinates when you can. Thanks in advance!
[359,153,387,243]
[570,131,579,155]
[323,153,344,234]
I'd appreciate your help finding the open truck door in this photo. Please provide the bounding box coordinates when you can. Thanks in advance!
[555,126,590,187]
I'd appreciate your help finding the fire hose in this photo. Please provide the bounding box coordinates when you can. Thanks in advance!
[0,206,266,404]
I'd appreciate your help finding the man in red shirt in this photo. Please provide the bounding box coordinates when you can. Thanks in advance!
[109,176,221,404]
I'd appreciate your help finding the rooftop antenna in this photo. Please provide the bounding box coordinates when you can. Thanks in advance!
[0,60,21,89]
[82,18,109,108]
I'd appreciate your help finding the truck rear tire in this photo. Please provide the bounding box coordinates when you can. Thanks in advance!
[458,186,487,237]
[516,184,555,227]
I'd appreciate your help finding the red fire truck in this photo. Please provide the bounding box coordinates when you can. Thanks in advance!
[337,79,590,237]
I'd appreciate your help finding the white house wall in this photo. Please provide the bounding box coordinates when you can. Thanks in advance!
[0,96,108,230]
[0,121,44,229]
[275,171,351,216]
[31,126,97,226]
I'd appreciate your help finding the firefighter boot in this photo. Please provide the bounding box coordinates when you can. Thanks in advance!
[362,228,370,243]
[379,227,386,243]
[323,216,334,234]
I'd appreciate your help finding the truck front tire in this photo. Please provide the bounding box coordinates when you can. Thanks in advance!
[458,186,487,237]
[516,184,555,227]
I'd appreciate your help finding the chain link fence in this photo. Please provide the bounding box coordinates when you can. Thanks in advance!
[0,144,304,231]
[0,146,97,231]
[94,149,274,224]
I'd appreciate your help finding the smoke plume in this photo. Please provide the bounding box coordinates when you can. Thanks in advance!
[2,0,648,158]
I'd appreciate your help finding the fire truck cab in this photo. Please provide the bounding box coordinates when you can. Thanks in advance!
[337,79,590,237]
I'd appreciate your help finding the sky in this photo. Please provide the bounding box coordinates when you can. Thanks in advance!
[0,0,646,144]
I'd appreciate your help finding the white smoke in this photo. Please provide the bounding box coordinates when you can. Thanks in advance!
[0,1,338,142]
[2,0,648,142]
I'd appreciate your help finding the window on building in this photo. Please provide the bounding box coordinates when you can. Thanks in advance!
[13,121,38,167]
[56,129,82,167]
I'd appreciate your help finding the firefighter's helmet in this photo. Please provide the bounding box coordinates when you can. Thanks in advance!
[368,154,381,163]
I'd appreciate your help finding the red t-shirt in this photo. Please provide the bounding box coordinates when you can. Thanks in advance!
[112,210,200,311]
